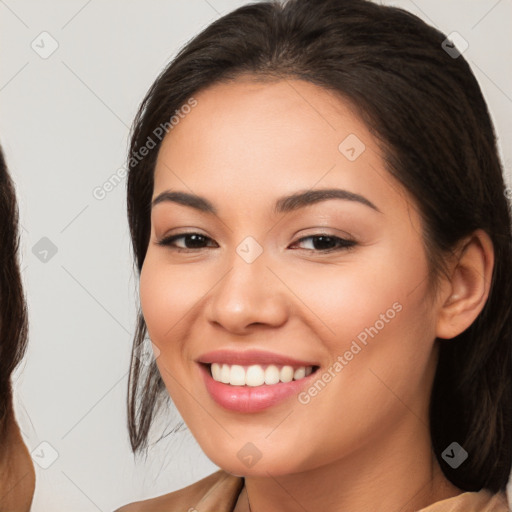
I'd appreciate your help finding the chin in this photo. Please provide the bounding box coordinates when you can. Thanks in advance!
[205,448,308,478]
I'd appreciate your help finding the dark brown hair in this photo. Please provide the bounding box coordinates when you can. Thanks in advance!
[125,0,512,492]
[0,144,28,446]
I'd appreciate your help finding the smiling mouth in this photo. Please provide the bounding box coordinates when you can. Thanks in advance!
[204,362,320,387]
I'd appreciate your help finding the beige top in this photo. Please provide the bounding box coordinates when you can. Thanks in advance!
[116,469,510,512]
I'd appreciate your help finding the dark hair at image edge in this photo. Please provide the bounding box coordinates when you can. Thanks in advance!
[125,0,512,491]
[0,144,29,445]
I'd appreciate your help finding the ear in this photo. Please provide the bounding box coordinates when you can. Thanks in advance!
[436,229,494,340]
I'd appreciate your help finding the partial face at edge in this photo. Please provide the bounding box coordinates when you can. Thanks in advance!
[139,77,440,476]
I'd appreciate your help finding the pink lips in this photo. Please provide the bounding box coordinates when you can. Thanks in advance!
[197,349,317,367]
[197,350,319,413]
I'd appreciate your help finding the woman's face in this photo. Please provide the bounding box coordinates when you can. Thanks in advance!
[140,77,442,477]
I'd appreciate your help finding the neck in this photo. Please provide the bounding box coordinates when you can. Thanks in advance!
[0,402,35,511]
[244,414,462,512]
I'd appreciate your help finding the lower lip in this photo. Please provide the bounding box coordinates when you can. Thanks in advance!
[199,364,317,413]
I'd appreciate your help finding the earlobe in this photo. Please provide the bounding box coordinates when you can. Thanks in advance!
[435,229,494,340]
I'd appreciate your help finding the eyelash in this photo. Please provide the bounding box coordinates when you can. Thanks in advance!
[156,232,357,253]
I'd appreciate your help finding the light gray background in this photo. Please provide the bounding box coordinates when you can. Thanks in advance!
[1,1,511,510]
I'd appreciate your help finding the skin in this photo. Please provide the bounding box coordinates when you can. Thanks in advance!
[138,77,494,512]
[0,405,35,511]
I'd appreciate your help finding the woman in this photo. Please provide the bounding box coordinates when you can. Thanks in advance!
[0,145,35,510]
[117,0,511,510]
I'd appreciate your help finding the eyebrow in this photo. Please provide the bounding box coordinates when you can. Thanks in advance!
[151,188,381,214]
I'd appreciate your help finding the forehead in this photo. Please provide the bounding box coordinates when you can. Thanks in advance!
[152,77,409,218]
[157,76,372,163]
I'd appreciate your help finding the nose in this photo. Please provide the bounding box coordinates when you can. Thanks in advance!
[205,246,290,335]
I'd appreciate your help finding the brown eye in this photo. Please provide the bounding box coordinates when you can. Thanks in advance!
[291,234,357,252]
[157,232,217,251]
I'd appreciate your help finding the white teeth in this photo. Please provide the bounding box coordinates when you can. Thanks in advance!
[246,365,265,387]
[230,365,246,386]
[279,365,294,383]
[211,363,221,381]
[209,363,314,386]
[293,367,306,380]
[264,365,280,385]
[220,364,230,384]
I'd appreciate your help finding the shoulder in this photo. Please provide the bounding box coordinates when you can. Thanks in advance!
[114,470,244,512]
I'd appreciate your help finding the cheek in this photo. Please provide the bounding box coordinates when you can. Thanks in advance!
[139,252,217,377]
[320,263,435,417]
[300,243,435,411]
[139,254,192,348]
[139,260,165,341]
[285,286,435,471]
[139,258,198,402]
[296,243,427,348]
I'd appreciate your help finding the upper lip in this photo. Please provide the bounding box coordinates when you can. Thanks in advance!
[196,349,318,367]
